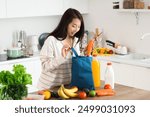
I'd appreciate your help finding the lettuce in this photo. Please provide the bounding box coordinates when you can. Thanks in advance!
[0,64,32,100]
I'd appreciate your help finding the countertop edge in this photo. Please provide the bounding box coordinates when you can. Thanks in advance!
[0,55,40,65]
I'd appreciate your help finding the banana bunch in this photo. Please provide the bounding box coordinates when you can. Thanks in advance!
[58,85,78,99]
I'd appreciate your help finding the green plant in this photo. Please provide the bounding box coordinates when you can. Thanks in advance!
[0,64,32,100]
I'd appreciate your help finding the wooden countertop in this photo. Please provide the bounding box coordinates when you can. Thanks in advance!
[34,83,150,100]
[86,83,150,100]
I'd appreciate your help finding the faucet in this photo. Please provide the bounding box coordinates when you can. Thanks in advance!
[141,33,150,40]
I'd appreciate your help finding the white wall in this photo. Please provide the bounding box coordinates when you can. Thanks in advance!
[0,16,61,49]
[1,0,150,55]
[0,15,88,50]
[84,0,150,54]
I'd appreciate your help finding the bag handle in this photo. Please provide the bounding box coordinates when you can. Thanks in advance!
[71,47,78,57]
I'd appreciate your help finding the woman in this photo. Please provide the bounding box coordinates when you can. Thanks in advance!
[37,8,85,90]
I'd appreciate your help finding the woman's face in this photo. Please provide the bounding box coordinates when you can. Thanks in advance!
[67,18,81,37]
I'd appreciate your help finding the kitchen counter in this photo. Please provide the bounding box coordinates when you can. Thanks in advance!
[97,53,150,68]
[86,83,150,100]
[0,54,40,65]
[34,82,150,100]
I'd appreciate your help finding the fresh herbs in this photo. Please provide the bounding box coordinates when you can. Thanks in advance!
[0,64,32,100]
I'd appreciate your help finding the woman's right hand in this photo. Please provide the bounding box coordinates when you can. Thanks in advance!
[61,44,71,58]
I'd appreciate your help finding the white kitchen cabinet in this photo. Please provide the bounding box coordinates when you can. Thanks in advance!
[0,57,41,92]
[1,0,88,18]
[6,0,63,18]
[99,60,107,81]
[99,59,150,91]
[63,0,89,14]
[0,64,9,71]
[99,60,134,87]
[0,0,6,18]
[112,62,134,87]
[133,66,150,91]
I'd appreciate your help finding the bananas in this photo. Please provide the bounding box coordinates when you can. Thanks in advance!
[57,85,78,99]
[58,85,70,99]
[63,86,78,98]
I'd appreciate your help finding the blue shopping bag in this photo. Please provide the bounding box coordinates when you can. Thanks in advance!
[70,48,95,90]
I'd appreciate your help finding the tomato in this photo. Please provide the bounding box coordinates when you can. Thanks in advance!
[78,91,87,99]
[108,50,113,54]
[104,84,112,89]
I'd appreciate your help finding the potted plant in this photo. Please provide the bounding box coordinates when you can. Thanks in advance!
[0,64,32,100]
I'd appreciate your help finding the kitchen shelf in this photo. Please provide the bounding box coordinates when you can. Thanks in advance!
[115,9,150,13]
[115,9,150,25]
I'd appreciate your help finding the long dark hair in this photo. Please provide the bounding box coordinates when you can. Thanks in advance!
[49,8,84,44]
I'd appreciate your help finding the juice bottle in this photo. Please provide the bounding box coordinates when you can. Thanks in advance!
[92,58,100,88]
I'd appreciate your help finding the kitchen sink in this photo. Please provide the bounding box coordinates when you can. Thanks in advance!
[141,58,150,63]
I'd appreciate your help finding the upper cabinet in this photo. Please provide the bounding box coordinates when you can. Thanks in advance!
[0,0,89,18]
[0,0,6,18]
[63,0,89,14]
[6,0,63,18]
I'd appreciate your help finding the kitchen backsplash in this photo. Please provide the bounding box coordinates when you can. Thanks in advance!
[0,16,61,50]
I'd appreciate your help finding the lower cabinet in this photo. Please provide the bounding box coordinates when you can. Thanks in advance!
[0,57,41,93]
[132,66,150,91]
[99,59,150,91]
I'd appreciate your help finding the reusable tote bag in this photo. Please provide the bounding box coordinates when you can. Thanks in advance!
[70,48,95,90]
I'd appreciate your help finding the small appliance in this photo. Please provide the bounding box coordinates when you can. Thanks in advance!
[27,35,39,55]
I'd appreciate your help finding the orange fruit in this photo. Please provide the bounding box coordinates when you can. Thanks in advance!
[43,90,51,100]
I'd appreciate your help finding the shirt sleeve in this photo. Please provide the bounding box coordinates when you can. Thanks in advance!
[40,36,68,72]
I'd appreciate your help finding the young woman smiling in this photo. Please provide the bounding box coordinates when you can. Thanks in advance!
[37,8,85,90]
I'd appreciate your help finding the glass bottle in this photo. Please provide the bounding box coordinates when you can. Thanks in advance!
[104,62,114,89]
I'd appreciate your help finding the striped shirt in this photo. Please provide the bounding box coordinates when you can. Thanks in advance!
[37,36,80,90]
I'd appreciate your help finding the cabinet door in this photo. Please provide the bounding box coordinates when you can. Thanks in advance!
[133,66,150,91]
[6,0,63,18]
[63,0,89,14]
[17,59,41,92]
[0,58,41,93]
[98,60,134,87]
[0,64,9,71]
[0,0,6,18]
[112,62,134,87]
[98,60,107,81]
